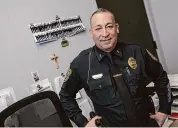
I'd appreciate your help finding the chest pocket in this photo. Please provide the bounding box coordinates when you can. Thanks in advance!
[122,66,145,98]
[88,75,118,105]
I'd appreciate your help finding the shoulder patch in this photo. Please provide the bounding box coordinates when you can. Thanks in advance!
[64,69,72,82]
[146,49,158,61]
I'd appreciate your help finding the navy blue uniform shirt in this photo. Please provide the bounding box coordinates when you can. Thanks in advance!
[59,42,173,127]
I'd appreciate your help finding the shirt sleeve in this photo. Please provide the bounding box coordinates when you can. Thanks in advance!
[59,63,88,127]
[142,48,173,115]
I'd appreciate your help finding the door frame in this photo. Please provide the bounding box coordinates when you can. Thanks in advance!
[143,0,168,71]
[93,0,168,72]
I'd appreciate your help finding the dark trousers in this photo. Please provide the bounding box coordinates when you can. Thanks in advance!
[145,118,159,127]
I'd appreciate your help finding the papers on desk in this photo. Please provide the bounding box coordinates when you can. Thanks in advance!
[172,89,178,96]
[167,74,178,115]
[172,105,178,111]
[173,100,178,105]
[146,74,178,114]
[28,78,54,95]
[168,74,178,87]
[0,87,16,112]
[0,96,7,112]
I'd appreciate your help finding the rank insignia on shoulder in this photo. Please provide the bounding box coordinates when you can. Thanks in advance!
[146,49,158,61]
[64,69,72,82]
[128,57,137,70]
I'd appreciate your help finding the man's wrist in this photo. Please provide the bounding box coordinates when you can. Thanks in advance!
[74,113,88,127]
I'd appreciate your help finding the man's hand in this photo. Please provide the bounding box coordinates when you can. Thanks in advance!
[150,112,168,127]
[85,116,102,127]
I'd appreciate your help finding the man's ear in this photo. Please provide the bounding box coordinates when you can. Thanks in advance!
[115,23,119,33]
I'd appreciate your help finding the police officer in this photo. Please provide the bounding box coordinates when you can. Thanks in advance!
[59,8,173,127]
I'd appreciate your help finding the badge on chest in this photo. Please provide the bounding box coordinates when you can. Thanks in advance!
[128,57,137,70]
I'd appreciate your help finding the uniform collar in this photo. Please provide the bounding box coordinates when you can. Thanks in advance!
[94,46,106,61]
[94,42,123,61]
[112,43,123,59]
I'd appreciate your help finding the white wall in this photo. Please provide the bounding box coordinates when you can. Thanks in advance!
[144,0,178,74]
[3,0,177,102]
[0,0,97,100]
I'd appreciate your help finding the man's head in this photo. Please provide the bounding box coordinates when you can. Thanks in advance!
[90,8,119,52]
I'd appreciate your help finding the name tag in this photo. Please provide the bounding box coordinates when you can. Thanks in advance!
[113,73,122,77]
[92,73,103,79]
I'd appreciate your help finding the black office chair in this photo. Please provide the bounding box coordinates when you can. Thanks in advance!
[0,91,72,127]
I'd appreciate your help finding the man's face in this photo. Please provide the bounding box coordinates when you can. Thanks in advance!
[90,12,119,52]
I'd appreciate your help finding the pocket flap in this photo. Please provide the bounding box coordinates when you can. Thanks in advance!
[88,75,112,90]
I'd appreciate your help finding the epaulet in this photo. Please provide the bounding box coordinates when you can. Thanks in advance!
[119,42,143,49]
[78,47,93,57]
[118,42,144,53]
[73,47,93,62]
[124,42,142,48]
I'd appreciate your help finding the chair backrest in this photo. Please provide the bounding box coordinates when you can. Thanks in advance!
[0,91,72,127]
